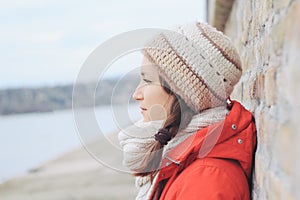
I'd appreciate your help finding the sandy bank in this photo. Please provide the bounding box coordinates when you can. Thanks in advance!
[0,132,136,200]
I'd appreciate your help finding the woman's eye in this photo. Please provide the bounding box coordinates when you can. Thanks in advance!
[143,79,152,83]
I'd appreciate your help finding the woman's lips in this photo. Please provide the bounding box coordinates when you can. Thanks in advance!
[140,107,147,110]
[140,107,147,113]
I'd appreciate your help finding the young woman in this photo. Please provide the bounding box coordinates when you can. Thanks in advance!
[118,22,257,200]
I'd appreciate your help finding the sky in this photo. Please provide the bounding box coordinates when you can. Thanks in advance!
[0,0,206,89]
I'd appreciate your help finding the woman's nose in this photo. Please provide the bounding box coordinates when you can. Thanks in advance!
[132,84,143,101]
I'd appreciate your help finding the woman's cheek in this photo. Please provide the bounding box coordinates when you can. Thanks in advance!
[148,104,167,121]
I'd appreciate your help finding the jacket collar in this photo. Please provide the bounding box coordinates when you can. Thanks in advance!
[158,100,256,180]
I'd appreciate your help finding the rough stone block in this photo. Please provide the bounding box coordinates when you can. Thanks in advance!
[258,72,265,100]
[270,18,287,56]
[265,67,277,107]
[273,0,294,11]
[259,0,274,25]
[274,124,294,176]
[267,172,282,200]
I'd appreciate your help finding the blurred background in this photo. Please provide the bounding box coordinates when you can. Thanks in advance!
[0,0,206,199]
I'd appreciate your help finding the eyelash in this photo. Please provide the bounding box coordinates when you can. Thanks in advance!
[143,78,152,83]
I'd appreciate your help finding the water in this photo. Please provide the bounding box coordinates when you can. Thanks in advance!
[0,104,140,183]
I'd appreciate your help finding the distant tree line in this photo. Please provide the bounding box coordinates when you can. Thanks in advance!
[0,75,139,115]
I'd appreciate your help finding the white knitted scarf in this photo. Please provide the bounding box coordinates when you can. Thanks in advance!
[118,106,227,200]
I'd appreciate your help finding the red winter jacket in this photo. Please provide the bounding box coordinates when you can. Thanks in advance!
[151,101,257,199]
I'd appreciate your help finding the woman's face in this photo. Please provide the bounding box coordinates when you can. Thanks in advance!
[133,57,174,122]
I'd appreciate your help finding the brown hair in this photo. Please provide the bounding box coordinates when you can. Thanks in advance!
[133,78,195,179]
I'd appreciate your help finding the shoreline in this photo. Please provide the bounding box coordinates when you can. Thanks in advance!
[0,144,82,185]
[0,132,137,200]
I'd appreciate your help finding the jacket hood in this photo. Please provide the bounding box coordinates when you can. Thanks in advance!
[164,100,257,180]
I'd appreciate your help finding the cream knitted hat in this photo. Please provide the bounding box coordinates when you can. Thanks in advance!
[142,22,242,113]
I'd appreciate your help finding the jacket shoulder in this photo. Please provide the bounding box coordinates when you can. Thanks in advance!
[163,158,250,200]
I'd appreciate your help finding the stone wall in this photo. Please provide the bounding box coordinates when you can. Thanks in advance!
[207,0,300,199]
